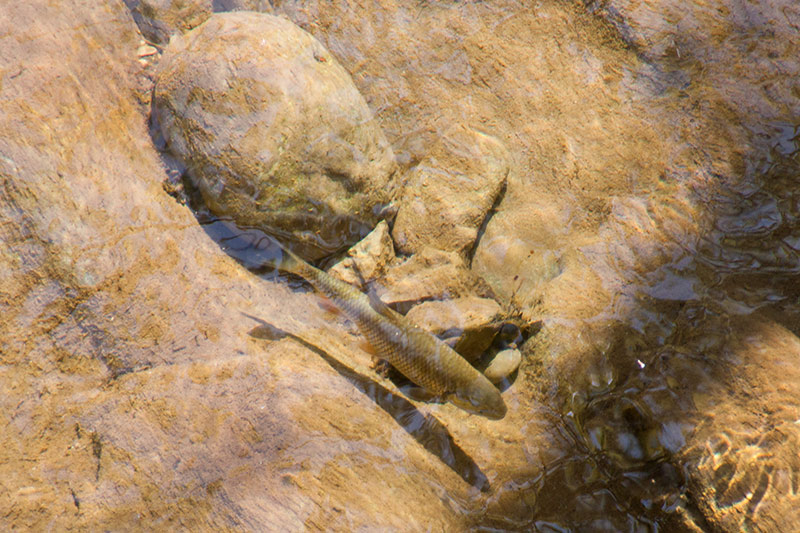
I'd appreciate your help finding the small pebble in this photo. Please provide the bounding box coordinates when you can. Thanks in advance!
[137,43,158,58]
[483,348,522,383]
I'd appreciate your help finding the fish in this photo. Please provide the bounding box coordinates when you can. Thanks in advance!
[276,243,507,420]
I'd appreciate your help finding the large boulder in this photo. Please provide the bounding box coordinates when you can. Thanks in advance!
[154,12,397,260]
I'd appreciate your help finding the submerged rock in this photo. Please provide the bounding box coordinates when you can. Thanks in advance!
[123,0,270,45]
[0,3,540,530]
[328,220,394,288]
[679,316,800,532]
[592,0,800,128]
[376,247,491,312]
[7,0,800,530]
[405,296,502,363]
[153,12,396,260]
[392,125,509,256]
[483,348,522,384]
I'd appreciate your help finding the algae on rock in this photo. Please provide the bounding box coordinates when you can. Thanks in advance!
[154,12,397,260]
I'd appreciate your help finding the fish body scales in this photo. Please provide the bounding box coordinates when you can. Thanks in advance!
[281,247,507,419]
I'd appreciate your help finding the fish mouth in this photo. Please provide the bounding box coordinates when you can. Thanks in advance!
[447,393,507,420]
[480,403,508,420]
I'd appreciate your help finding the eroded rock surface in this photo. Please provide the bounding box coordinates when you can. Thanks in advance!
[679,316,800,532]
[392,125,509,256]
[154,12,396,260]
[0,2,545,530]
[4,0,800,530]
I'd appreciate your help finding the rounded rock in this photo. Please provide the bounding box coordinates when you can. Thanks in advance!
[154,12,396,259]
[483,348,522,383]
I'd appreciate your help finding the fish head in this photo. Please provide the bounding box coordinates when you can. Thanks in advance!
[447,380,507,420]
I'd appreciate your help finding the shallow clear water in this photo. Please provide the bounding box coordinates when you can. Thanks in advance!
[177,130,799,530]
[6,0,798,530]
[483,132,800,530]
[160,2,800,528]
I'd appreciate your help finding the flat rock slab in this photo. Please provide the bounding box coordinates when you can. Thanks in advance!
[377,247,490,311]
[405,296,502,336]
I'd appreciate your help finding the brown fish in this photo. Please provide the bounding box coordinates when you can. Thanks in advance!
[277,244,507,420]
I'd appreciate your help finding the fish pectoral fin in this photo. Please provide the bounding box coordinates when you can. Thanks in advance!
[365,284,395,317]
[404,386,441,403]
[358,338,378,357]
[316,294,342,316]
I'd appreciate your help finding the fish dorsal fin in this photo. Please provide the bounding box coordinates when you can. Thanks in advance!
[348,259,399,321]
[366,284,396,319]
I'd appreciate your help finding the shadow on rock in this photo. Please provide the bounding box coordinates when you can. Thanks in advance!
[243,312,490,492]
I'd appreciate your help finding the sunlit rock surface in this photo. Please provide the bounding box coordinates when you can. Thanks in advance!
[0,2,534,530]
[328,220,394,288]
[154,12,396,260]
[392,125,509,256]
[678,316,800,532]
[3,0,800,530]
[591,0,800,133]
